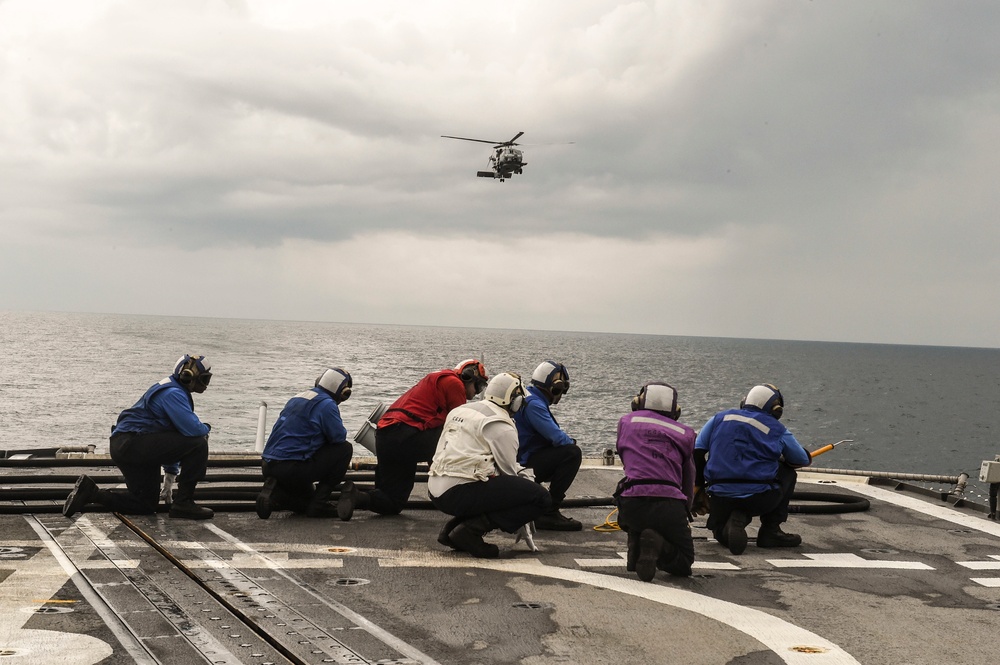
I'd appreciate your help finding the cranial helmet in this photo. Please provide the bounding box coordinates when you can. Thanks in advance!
[631,382,680,419]
[455,359,489,394]
[173,354,212,389]
[741,383,784,420]
[316,367,353,403]
[484,372,526,413]
[531,360,570,403]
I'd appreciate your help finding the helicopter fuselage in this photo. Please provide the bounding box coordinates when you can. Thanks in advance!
[443,131,528,182]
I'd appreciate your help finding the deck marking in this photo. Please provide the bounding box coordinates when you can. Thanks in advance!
[73,515,247,665]
[969,578,1000,587]
[20,516,150,664]
[766,553,934,569]
[176,534,368,664]
[837,483,1000,537]
[574,552,739,570]
[203,522,443,665]
[381,557,861,665]
[956,554,1000,570]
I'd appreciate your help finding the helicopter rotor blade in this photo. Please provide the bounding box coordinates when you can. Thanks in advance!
[506,131,525,145]
[441,135,504,145]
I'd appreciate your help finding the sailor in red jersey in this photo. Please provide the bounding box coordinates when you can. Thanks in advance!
[337,359,488,519]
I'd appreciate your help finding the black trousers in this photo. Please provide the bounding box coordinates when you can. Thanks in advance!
[706,465,798,536]
[617,496,695,576]
[104,431,209,514]
[262,443,353,512]
[369,423,441,515]
[523,444,582,507]
[431,476,552,533]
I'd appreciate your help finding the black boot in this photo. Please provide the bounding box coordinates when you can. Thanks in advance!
[169,500,214,520]
[438,515,465,549]
[170,485,213,520]
[724,510,750,555]
[256,477,279,519]
[625,530,640,572]
[656,541,691,577]
[448,515,500,559]
[534,508,582,531]
[63,475,100,518]
[336,481,369,521]
[306,483,338,518]
[636,529,665,582]
[757,523,802,548]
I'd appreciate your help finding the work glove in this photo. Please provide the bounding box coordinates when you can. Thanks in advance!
[160,472,177,505]
[514,522,539,552]
[691,486,710,517]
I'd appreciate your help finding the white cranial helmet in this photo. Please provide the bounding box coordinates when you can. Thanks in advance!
[173,354,212,388]
[632,382,680,418]
[315,367,353,403]
[530,360,570,403]
[742,383,784,419]
[484,372,526,413]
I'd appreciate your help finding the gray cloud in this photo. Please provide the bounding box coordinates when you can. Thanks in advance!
[2,1,999,347]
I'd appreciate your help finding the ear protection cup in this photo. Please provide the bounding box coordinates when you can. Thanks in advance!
[532,361,569,394]
[174,354,210,386]
[631,386,645,412]
[456,359,488,392]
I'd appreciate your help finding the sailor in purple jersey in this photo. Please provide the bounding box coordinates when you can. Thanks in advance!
[615,382,696,581]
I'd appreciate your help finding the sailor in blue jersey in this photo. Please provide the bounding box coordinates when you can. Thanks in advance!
[63,354,215,520]
[615,382,696,581]
[256,368,354,519]
[513,360,583,531]
[695,383,811,554]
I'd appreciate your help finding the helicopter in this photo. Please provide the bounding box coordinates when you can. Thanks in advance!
[440,131,530,182]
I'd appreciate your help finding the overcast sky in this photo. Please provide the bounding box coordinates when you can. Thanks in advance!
[2,1,999,348]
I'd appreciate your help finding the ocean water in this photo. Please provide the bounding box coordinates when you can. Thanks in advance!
[2,310,999,499]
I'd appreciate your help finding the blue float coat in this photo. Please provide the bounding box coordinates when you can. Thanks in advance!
[513,386,575,465]
[262,388,347,462]
[695,406,810,499]
[112,376,210,438]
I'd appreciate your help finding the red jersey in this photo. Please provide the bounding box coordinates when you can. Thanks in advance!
[378,370,468,431]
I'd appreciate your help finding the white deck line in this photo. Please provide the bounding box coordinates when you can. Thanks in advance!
[382,556,861,665]
[21,516,152,664]
[203,522,443,665]
[814,480,1000,537]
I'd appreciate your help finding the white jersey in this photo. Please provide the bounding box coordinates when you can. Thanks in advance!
[428,401,531,496]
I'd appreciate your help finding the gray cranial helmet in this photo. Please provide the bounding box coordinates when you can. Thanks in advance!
[484,372,526,413]
[316,367,353,403]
